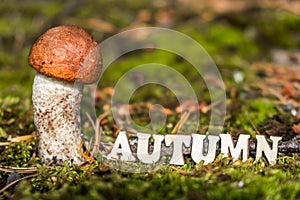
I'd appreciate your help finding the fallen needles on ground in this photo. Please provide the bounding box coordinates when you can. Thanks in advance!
[171,111,191,134]
[0,134,35,146]
[0,173,39,195]
[170,166,190,176]
[0,166,38,174]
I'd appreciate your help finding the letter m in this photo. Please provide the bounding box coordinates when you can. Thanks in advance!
[220,134,250,161]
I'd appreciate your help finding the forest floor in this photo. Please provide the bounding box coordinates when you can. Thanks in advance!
[1,0,300,199]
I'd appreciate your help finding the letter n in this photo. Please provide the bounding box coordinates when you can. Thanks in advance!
[256,135,282,165]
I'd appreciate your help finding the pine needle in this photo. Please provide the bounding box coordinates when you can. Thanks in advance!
[171,111,190,134]
[0,173,38,194]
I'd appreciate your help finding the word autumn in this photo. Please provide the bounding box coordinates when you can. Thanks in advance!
[107,132,282,165]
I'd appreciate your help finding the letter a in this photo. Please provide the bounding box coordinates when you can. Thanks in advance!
[107,131,136,162]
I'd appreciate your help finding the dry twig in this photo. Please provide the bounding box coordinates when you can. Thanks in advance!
[0,166,37,174]
[170,166,190,176]
[0,134,35,146]
[0,173,38,195]
[171,111,191,134]
[246,110,260,135]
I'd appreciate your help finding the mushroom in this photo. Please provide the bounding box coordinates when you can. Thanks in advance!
[28,25,102,165]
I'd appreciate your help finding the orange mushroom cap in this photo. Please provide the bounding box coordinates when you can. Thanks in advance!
[28,25,102,84]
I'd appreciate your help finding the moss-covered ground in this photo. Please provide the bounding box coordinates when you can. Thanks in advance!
[1,0,300,199]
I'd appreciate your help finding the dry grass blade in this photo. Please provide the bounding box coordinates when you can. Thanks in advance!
[0,160,53,175]
[10,134,35,142]
[171,111,191,134]
[268,88,287,104]
[85,112,111,157]
[246,110,260,135]
[0,166,38,174]
[201,100,221,114]
[91,125,101,157]
[170,166,190,176]
[86,112,97,131]
[91,111,112,155]
[0,142,10,146]
[0,134,35,146]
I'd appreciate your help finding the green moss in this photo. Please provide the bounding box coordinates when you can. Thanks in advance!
[256,10,300,49]
[4,155,299,200]
[0,140,37,167]
[0,96,34,138]
[177,24,258,68]
[228,98,278,137]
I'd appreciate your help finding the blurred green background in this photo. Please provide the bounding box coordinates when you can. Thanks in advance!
[1,0,300,99]
[1,0,300,138]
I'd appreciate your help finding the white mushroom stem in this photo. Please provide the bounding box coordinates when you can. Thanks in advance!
[32,72,85,165]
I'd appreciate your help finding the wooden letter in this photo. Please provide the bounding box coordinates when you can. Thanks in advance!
[220,134,250,161]
[256,135,282,165]
[165,135,191,165]
[191,134,219,165]
[107,131,136,162]
[137,133,164,164]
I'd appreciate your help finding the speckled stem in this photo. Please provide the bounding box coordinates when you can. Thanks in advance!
[32,72,85,165]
